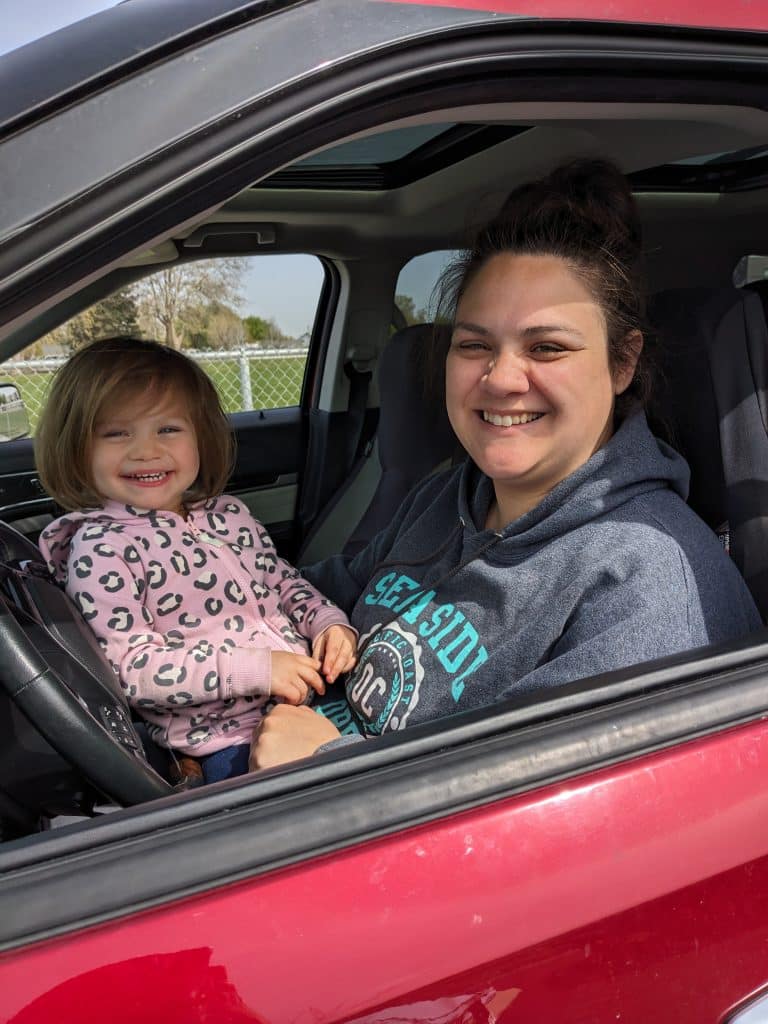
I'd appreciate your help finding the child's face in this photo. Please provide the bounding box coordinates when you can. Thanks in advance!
[90,387,200,514]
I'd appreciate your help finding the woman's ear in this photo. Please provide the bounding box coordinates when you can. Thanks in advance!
[614,330,643,395]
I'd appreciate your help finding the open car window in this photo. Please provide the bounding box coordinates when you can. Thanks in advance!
[0,254,325,437]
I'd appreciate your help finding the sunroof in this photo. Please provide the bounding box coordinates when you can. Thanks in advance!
[630,145,768,192]
[256,123,530,191]
[297,124,456,167]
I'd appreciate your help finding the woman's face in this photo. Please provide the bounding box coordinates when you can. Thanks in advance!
[445,252,638,522]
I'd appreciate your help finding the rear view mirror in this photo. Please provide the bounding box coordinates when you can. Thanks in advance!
[0,384,30,441]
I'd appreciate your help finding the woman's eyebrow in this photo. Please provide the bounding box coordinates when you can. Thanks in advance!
[453,320,491,334]
[521,323,586,341]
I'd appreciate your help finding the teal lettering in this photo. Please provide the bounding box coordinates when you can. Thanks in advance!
[419,604,455,639]
[400,589,436,624]
[428,610,466,651]
[451,646,489,700]
[380,574,419,609]
[437,621,478,671]
[365,572,396,606]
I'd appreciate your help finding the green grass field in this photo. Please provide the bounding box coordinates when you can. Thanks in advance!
[4,355,307,434]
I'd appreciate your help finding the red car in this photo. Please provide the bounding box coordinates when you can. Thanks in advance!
[1,1,768,1021]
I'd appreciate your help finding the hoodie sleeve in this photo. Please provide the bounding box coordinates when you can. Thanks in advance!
[63,530,270,709]
[224,498,354,642]
[499,549,758,699]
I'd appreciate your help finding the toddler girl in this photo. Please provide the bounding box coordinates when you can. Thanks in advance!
[36,336,356,784]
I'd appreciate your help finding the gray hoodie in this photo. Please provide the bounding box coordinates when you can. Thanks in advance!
[305,412,761,738]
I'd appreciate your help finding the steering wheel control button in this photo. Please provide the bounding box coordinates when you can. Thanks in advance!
[99,705,141,750]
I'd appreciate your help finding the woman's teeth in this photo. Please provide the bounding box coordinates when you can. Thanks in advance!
[483,411,543,427]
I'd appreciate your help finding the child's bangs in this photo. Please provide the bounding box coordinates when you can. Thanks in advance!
[94,372,184,425]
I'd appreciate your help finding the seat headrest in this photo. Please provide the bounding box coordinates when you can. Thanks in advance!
[377,323,456,474]
[342,323,457,556]
[648,288,732,529]
[649,286,768,616]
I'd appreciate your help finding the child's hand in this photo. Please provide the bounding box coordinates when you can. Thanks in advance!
[312,625,357,684]
[270,651,325,704]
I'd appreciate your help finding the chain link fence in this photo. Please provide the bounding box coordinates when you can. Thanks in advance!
[1,345,309,434]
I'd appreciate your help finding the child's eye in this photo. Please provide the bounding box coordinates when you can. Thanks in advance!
[101,429,127,439]
[159,425,183,435]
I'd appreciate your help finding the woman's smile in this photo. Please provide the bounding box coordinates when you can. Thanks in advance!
[480,410,546,427]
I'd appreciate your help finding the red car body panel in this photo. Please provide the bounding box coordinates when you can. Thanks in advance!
[381,0,768,31]
[4,717,768,1023]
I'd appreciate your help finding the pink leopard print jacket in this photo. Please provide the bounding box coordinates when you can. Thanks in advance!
[39,496,351,754]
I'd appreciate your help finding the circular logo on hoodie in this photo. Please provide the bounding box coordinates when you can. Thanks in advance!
[346,622,425,734]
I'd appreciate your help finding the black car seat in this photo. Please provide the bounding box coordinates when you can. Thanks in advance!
[298,323,458,564]
[649,286,768,619]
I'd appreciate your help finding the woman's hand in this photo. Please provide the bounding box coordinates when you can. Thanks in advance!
[270,651,325,704]
[312,624,357,683]
[250,704,342,770]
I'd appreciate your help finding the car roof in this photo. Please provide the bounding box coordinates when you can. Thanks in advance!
[2,0,764,139]
[0,1,299,136]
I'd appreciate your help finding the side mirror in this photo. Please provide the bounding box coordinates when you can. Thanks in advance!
[0,383,30,441]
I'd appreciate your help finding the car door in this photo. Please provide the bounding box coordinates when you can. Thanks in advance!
[2,2,768,1022]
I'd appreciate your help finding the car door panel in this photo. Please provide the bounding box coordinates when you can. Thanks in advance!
[2,716,768,1023]
[227,407,305,549]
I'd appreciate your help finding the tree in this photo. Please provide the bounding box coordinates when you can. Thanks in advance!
[134,260,244,349]
[243,315,290,346]
[395,293,429,326]
[64,288,140,352]
[208,306,247,350]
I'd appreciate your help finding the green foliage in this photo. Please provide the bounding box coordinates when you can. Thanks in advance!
[243,315,290,345]
[395,293,429,326]
[64,288,140,352]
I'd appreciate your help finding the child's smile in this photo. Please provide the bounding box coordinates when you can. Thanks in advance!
[91,388,200,514]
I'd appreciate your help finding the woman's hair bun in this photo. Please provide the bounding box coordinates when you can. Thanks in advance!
[497,158,641,263]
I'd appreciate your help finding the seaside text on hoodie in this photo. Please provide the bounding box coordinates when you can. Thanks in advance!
[304,413,762,741]
[40,496,351,754]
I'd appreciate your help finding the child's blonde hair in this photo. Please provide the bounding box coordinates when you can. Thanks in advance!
[35,336,235,511]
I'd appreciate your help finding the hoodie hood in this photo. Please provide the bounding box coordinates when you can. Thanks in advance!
[457,411,690,556]
[40,500,213,582]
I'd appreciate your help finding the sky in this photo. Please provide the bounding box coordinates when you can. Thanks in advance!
[0,0,119,55]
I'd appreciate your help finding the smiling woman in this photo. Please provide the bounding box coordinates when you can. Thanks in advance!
[251,158,762,770]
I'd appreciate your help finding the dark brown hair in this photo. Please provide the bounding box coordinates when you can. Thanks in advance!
[431,159,651,419]
[35,336,234,511]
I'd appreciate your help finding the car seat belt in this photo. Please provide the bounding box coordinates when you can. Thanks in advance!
[706,288,768,618]
[343,359,373,473]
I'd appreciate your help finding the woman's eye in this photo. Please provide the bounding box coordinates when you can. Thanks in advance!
[531,342,565,356]
[453,339,489,353]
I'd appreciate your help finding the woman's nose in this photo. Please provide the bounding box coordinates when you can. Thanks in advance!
[482,351,530,393]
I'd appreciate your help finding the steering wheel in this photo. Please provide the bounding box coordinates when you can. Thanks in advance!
[0,520,173,809]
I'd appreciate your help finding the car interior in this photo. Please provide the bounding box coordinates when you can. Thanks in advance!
[2,97,768,843]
